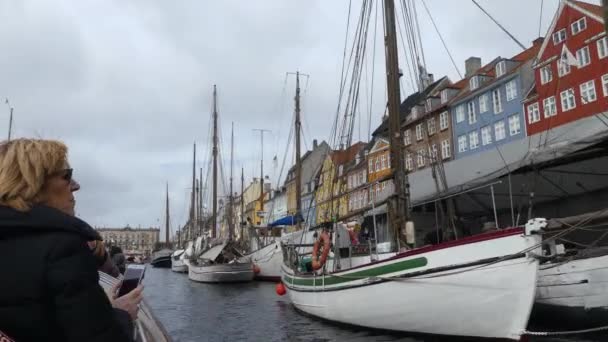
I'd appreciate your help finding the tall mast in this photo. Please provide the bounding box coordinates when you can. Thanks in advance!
[253,128,271,220]
[383,0,409,246]
[240,167,245,240]
[190,142,196,241]
[212,85,218,238]
[295,72,302,230]
[199,167,203,236]
[165,182,170,246]
[229,122,234,240]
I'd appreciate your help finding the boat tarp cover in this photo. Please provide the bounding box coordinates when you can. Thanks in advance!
[200,241,227,261]
[269,214,304,227]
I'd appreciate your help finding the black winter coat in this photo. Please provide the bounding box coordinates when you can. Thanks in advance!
[0,205,131,341]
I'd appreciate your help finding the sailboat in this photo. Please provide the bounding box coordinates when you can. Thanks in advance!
[279,1,543,340]
[152,183,173,268]
[188,86,254,283]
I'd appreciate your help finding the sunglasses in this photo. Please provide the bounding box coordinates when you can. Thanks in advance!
[57,168,73,182]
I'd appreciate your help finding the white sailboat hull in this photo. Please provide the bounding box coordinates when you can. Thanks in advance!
[283,228,541,340]
[244,240,283,281]
[171,258,188,273]
[536,254,608,310]
[188,261,255,283]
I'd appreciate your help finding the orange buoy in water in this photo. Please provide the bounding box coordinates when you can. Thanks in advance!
[275,282,286,296]
[253,264,261,274]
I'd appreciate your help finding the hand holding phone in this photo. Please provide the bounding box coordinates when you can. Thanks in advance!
[118,264,146,297]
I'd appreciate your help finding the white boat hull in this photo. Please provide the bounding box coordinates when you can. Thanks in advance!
[171,258,188,273]
[188,261,254,283]
[282,228,541,340]
[536,254,608,310]
[243,240,283,281]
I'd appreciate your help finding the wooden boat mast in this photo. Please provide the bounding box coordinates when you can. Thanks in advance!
[295,71,302,230]
[212,85,218,238]
[229,122,235,240]
[383,0,410,247]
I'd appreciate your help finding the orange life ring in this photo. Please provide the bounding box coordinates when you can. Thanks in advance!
[312,231,331,270]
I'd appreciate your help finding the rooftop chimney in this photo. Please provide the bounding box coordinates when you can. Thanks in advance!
[465,57,482,78]
[532,37,544,47]
[313,139,318,149]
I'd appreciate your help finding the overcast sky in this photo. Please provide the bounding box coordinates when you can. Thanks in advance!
[0,0,598,238]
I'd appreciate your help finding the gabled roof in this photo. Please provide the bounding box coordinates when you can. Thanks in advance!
[330,141,366,166]
[535,0,605,62]
[450,42,541,106]
[368,137,389,154]
[372,76,448,137]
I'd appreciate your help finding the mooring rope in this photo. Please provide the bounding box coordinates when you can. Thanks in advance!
[523,324,608,336]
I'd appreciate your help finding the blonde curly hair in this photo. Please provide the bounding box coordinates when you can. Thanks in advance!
[0,139,68,211]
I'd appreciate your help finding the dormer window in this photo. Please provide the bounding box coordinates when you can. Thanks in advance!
[426,99,433,112]
[571,17,587,35]
[495,61,506,77]
[552,28,566,45]
[411,106,418,118]
[469,76,479,90]
[441,89,449,104]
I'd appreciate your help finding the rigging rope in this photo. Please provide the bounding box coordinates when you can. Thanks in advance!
[420,0,463,78]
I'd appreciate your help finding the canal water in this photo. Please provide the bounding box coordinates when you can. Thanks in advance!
[143,267,606,342]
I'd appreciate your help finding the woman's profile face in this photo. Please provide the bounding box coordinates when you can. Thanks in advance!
[40,165,80,216]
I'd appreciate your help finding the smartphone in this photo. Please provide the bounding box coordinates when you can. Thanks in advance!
[118,264,146,297]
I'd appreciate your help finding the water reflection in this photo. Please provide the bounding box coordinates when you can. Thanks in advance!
[143,267,605,342]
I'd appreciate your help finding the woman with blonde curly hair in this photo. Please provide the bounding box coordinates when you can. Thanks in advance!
[0,139,136,341]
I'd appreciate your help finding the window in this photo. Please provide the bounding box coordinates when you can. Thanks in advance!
[348,176,352,189]
[558,60,570,77]
[415,124,423,141]
[528,102,540,123]
[456,105,465,123]
[603,74,608,97]
[429,144,438,162]
[358,171,364,185]
[479,93,489,113]
[369,159,374,173]
[468,101,476,124]
[427,117,436,135]
[560,88,576,112]
[441,140,450,159]
[387,155,391,169]
[412,106,418,119]
[495,61,506,77]
[405,153,413,171]
[508,114,521,136]
[494,121,506,141]
[576,46,591,68]
[552,29,566,45]
[506,80,517,101]
[458,135,467,153]
[540,65,553,85]
[598,37,608,60]
[580,80,597,104]
[375,158,380,172]
[492,88,502,113]
[543,97,557,118]
[481,125,492,146]
[417,150,425,168]
[439,111,449,130]
[404,129,411,145]
[426,99,433,112]
[380,154,386,170]
[470,76,479,90]
[469,131,479,150]
[441,89,449,103]
[571,17,587,35]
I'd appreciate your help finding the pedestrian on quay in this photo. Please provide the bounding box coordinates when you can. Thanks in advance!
[0,138,139,341]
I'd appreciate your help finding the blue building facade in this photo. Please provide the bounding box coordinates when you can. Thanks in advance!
[450,48,537,159]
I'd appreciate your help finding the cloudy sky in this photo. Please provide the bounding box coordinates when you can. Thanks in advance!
[0,0,597,238]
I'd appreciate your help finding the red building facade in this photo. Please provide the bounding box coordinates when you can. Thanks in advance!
[524,0,608,136]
